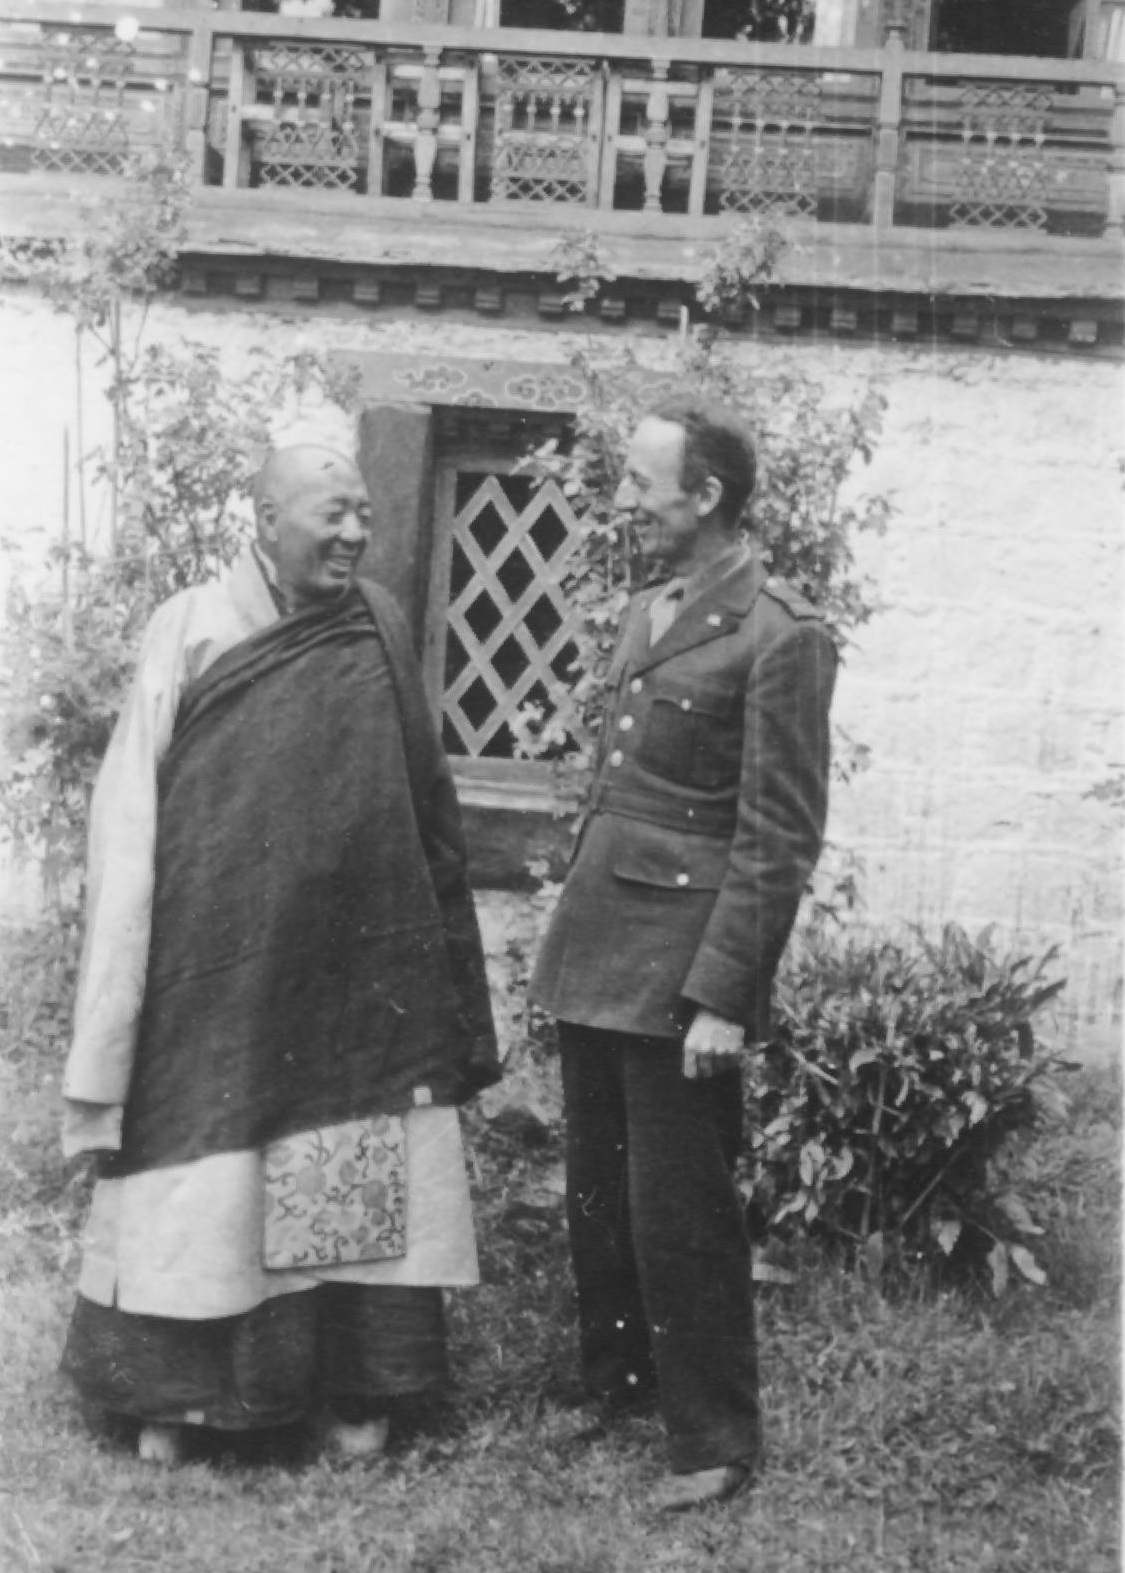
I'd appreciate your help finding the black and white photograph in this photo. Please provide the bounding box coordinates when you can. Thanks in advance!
[0,0,1120,1565]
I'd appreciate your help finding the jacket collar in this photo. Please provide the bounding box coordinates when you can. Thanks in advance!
[627,546,766,676]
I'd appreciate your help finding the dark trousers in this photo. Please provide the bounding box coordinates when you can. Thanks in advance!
[558,1023,761,1475]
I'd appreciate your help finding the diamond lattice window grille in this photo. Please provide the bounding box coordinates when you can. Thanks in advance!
[440,473,579,758]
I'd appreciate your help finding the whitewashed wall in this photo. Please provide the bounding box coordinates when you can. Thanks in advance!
[1,291,1120,1056]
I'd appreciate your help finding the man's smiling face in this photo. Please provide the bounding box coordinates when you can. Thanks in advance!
[261,449,372,607]
[614,416,709,577]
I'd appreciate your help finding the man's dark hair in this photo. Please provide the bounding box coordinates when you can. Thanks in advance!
[646,395,757,528]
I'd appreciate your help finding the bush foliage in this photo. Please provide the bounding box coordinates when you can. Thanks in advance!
[743,922,1071,1287]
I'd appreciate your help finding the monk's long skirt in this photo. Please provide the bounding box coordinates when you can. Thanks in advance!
[63,1284,447,1428]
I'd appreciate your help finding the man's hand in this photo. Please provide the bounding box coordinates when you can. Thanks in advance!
[682,1009,745,1080]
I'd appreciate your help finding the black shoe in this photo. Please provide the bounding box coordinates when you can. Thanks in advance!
[649,1462,754,1513]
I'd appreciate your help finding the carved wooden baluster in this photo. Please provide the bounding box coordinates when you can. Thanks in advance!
[111,53,128,129]
[85,43,101,122]
[642,59,669,213]
[340,77,356,154]
[60,40,77,119]
[412,46,441,200]
[984,120,998,177]
[752,98,765,194]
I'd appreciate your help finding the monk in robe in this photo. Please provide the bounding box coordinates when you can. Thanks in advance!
[60,442,500,1465]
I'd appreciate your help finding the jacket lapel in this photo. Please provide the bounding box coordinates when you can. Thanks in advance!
[607,588,660,684]
[629,552,766,677]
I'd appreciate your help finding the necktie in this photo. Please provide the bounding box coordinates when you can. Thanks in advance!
[649,580,685,646]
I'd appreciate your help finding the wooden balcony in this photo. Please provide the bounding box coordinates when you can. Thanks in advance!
[1,1,1123,313]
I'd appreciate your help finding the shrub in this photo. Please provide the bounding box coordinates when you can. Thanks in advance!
[742,922,1070,1290]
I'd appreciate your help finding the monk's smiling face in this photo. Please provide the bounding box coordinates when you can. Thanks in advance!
[257,446,372,608]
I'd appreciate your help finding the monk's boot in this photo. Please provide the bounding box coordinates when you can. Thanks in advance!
[137,1423,186,1467]
[324,1410,390,1461]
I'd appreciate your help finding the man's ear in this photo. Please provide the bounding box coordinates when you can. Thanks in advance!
[696,474,724,521]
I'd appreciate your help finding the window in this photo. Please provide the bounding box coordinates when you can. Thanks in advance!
[427,454,581,763]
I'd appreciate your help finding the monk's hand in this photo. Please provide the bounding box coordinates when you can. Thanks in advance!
[682,1009,745,1080]
[62,1099,124,1158]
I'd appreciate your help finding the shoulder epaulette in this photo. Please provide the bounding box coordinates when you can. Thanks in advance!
[760,575,823,622]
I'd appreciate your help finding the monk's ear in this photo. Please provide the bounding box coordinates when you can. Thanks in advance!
[257,499,279,546]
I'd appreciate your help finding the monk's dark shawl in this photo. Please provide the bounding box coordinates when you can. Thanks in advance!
[107,582,498,1179]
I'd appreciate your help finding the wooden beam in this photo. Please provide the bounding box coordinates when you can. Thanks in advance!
[16,2,1122,85]
[221,41,245,192]
[871,32,903,229]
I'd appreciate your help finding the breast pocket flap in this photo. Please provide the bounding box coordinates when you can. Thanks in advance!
[611,820,730,892]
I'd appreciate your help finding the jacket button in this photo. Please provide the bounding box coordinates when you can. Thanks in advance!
[609,749,624,767]
[676,872,690,887]
[630,678,643,694]
[618,715,635,731]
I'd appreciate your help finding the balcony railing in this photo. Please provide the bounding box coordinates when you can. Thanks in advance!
[1,2,1123,237]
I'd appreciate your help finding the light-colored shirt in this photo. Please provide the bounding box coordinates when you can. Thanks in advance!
[647,540,751,645]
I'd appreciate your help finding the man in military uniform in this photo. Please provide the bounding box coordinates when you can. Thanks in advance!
[529,396,837,1511]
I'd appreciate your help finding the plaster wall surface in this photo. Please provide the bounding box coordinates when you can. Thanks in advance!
[1,291,1121,1057]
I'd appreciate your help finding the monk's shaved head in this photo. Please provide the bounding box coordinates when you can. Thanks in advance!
[253,444,361,521]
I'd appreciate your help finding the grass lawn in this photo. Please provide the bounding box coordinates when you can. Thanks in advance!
[0,931,1119,1573]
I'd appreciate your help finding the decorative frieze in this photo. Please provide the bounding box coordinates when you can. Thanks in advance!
[167,256,1122,357]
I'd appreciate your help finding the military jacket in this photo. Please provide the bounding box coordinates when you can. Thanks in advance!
[528,550,838,1042]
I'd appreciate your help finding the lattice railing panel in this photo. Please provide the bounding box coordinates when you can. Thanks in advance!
[252,43,372,192]
[923,79,1054,230]
[714,68,824,218]
[441,474,579,758]
[28,28,136,175]
[490,55,601,205]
